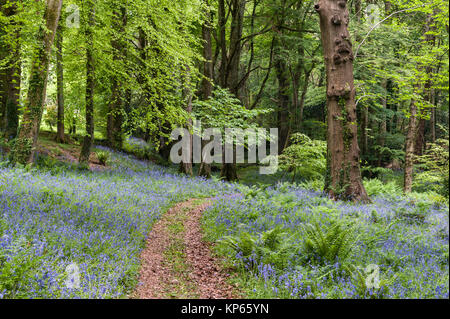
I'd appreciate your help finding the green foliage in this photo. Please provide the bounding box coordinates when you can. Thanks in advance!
[279,133,327,181]
[0,237,43,299]
[192,87,270,131]
[43,105,58,132]
[301,220,361,265]
[95,150,110,166]
[220,226,293,270]
[414,138,449,197]
[363,178,402,197]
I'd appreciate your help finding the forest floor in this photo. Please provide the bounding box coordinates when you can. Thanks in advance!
[36,131,108,171]
[132,199,238,299]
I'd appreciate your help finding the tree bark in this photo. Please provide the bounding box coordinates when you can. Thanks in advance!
[10,0,62,165]
[198,0,213,178]
[274,40,290,153]
[404,97,418,193]
[414,118,425,156]
[378,80,387,166]
[79,0,95,164]
[180,65,193,176]
[1,0,21,140]
[315,0,369,202]
[106,6,127,150]
[56,21,65,143]
[219,0,246,182]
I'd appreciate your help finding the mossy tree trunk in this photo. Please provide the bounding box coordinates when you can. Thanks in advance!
[56,21,65,143]
[315,0,369,202]
[10,0,62,165]
[79,0,95,164]
[1,0,21,140]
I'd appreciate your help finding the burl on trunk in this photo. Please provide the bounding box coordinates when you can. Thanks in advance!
[315,0,369,202]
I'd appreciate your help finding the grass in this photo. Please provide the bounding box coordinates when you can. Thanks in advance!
[162,204,197,298]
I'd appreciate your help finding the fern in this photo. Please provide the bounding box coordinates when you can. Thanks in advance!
[301,220,360,264]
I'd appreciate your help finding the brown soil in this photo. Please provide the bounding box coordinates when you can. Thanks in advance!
[132,199,238,299]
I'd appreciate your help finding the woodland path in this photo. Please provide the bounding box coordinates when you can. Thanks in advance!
[132,199,238,299]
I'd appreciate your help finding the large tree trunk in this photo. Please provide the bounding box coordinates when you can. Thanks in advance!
[315,0,369,202]
[79,0,95,164]
[10,0,62,165]
[56,21,65,143]
[106,6,127,150]
[219,0,246,182]
[1,0,21,140]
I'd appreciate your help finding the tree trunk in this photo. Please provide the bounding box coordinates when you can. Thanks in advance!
[274,43,290,153]
[404,97,417,193]
[180,65,193,176]
[315,0,369,202]
[1,0,21,140]
[201,0,213,100]
[218,0,227,88]
[219,0,246,181]
[56,21,65,143]
[106,6,127,150]
[430,90,436,143]
[198,0,213,178]
[414,118,425,156]
[10,0,62,165]
[378,80,387,166]
[79,0,95,164]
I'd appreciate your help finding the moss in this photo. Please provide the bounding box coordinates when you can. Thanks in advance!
[9,136,34,165]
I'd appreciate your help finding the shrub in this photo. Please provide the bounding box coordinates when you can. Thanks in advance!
[43,105,58,132]
[279,133,327,181]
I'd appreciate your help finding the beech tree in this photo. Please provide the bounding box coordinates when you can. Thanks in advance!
[56,20,65,143]
[315,0,369,202]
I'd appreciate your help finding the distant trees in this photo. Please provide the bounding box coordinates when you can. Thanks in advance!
[0,0,448,201]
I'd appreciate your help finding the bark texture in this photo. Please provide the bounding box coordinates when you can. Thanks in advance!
[56,21,65,143]
[106,6,127,150]
[0,0,21,140]
[218,0,246,181]
[315,0,369,202]
[10,0,62,164]
[79,1,95,164]
[404,98,417,193]
[198,0,213,178]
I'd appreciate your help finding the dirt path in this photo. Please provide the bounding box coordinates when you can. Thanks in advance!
[132,199,237,299]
